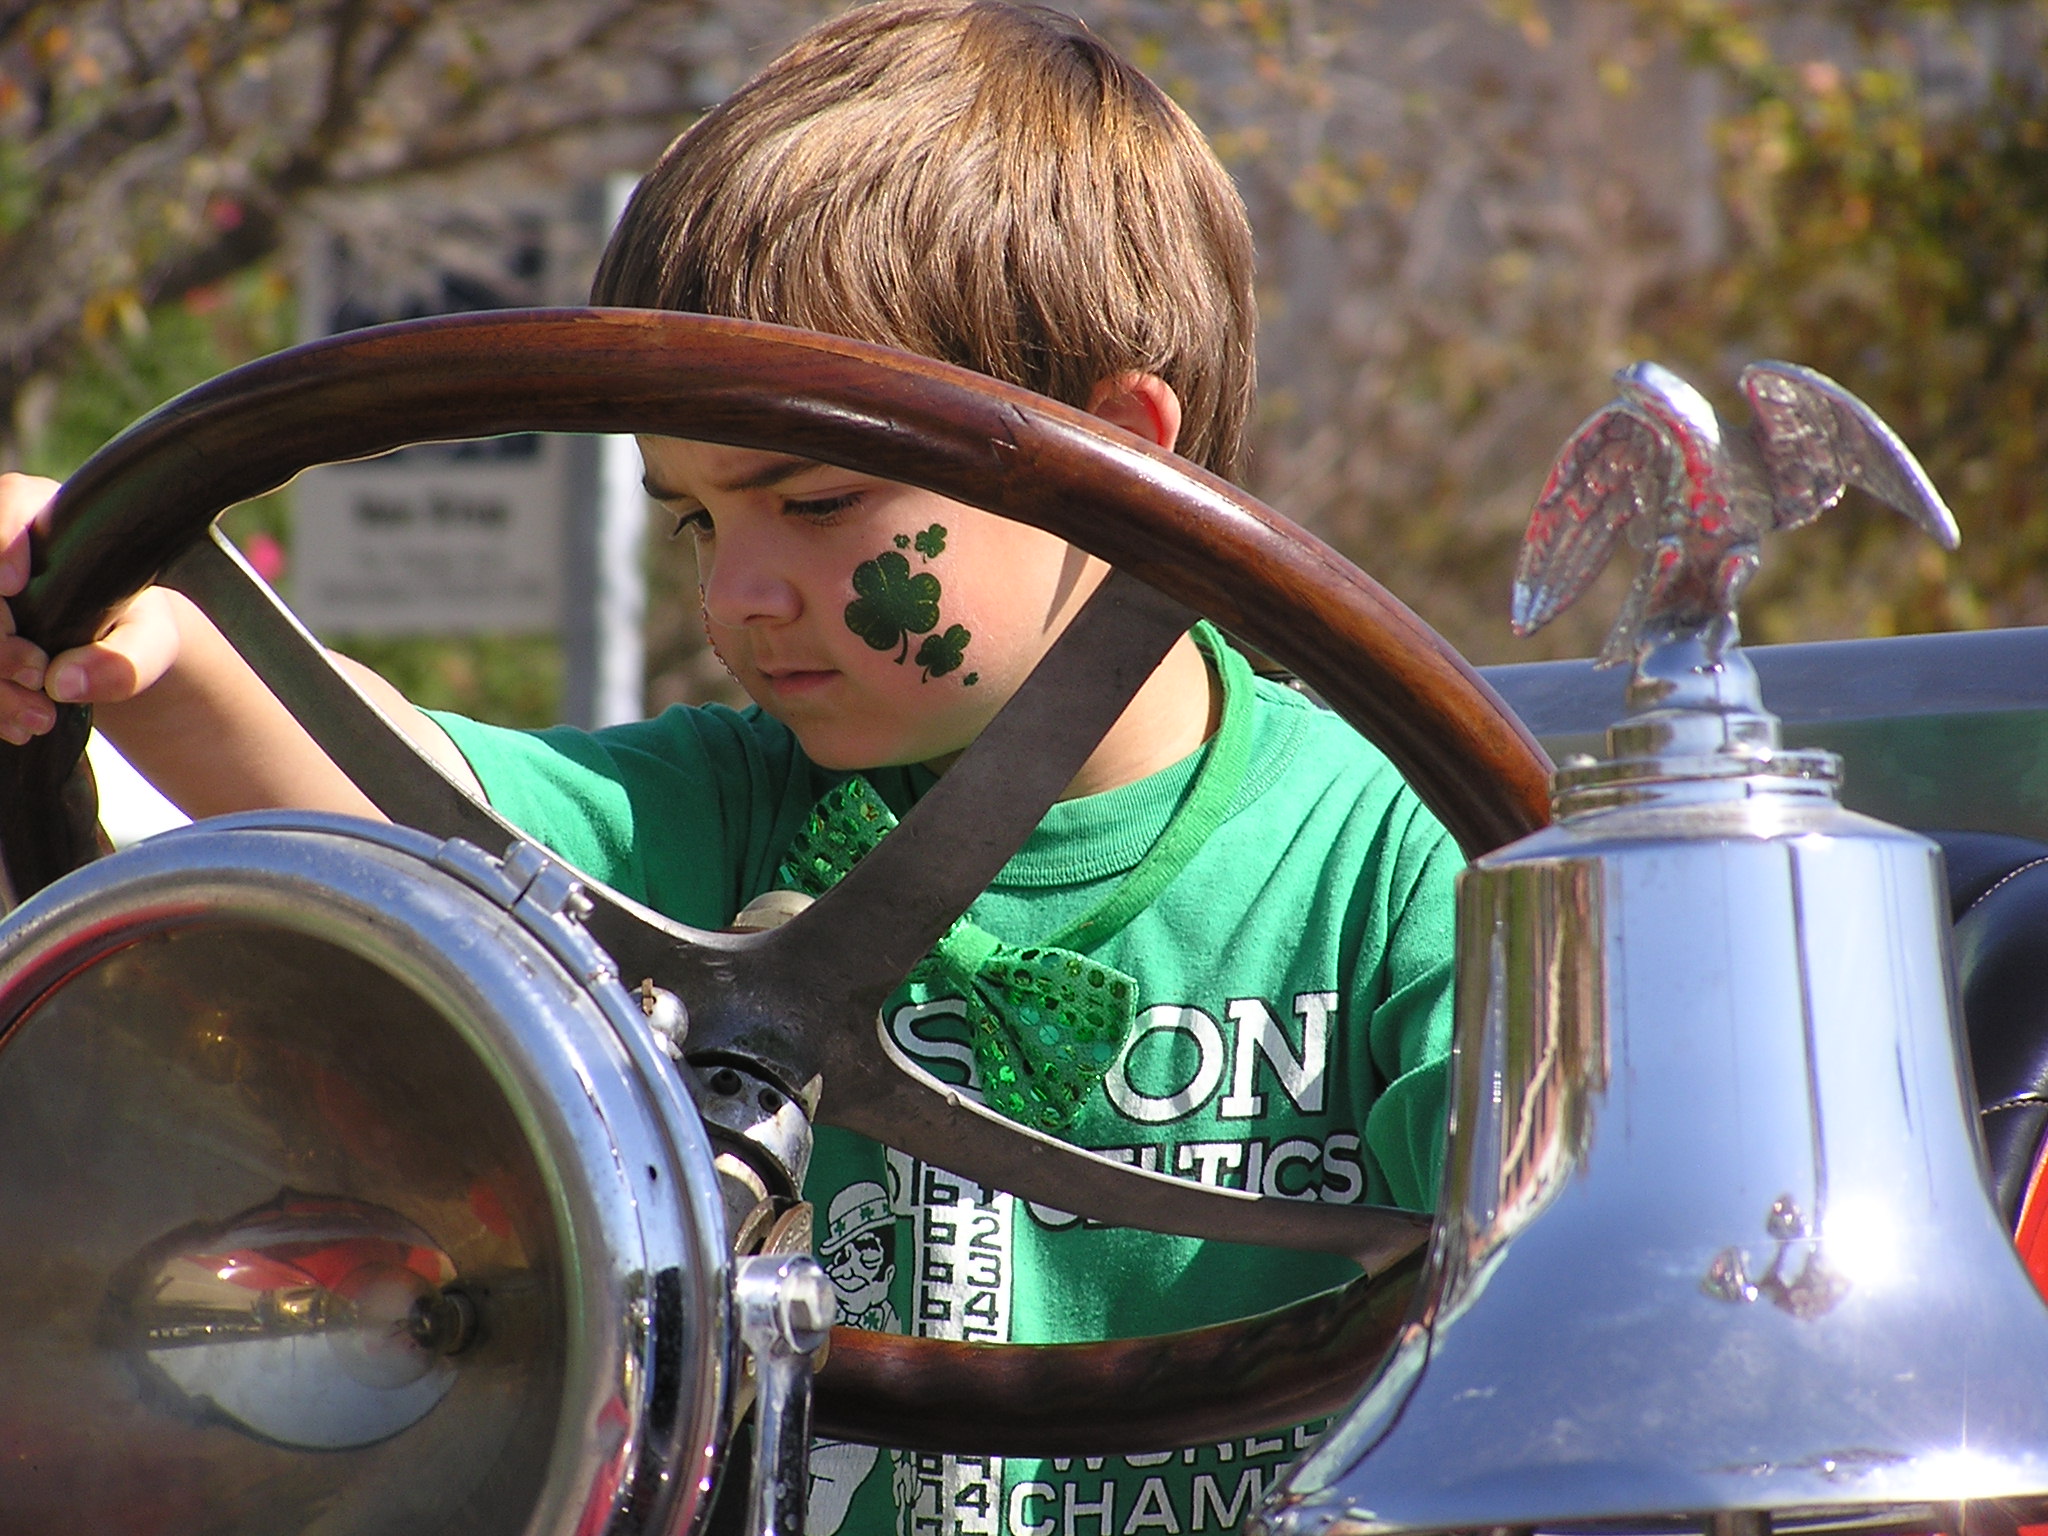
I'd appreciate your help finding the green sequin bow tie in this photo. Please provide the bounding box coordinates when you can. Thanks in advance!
[777,776,1136,1133]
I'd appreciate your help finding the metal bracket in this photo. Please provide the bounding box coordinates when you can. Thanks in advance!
[734,1253,835,1536]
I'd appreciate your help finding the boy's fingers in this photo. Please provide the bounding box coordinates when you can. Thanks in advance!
[45,643,155,709]
[0,679,56,744]
[0,633,47,690]
[42,645,140,707]
[0,634,54,743]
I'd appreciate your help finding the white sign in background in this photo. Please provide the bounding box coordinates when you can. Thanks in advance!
[89,188,647,840]
[290,437,570,636]
[287,194,598,639]
[281,184,647,728]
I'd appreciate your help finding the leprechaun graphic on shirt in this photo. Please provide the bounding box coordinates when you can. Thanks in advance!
[809,1181,904,1536]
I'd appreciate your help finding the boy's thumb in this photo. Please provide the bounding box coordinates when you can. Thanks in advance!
[46,590,180,704]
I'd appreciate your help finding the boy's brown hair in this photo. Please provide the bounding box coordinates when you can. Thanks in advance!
[591,0,1256,480]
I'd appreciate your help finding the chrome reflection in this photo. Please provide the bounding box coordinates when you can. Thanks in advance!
[1703,1195,1851,1320]
[1448,859,1606,1275]
[0,816,730,1535]
[117,1191,474,1450]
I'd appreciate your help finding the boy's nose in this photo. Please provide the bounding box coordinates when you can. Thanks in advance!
[699,541,803,628]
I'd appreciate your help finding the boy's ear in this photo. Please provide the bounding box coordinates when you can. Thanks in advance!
[1085,372,1182,454]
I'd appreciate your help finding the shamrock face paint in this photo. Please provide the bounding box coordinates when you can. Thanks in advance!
[917,625,971,679]
[844,524,974,683]
[845,550,939,661]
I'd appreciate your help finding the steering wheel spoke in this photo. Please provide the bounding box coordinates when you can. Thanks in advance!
[162,533,513,847]
[816,1038,1428,1266]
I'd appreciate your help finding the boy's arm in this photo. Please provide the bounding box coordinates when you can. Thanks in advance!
[92,586,486,816]
[1361,810,1465,1212]
[0,472,482,819]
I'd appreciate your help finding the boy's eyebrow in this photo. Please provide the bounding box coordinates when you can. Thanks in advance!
[641,453,825,501]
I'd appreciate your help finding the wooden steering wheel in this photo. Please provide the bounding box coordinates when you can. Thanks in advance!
[0,309,1551,1454]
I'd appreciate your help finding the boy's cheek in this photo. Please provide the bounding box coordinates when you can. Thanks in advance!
[791,664,1008,772]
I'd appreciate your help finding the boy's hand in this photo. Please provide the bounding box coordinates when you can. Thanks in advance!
[0,472,181,746]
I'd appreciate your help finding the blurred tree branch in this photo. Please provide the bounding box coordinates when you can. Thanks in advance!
[1644,0,2048,646]
[0,0,822,461]
[1075,0,1739,660]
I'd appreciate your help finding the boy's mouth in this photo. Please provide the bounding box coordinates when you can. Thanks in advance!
[755,663,840,697]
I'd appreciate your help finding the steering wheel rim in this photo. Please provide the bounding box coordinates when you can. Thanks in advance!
[0,307,1551,1451]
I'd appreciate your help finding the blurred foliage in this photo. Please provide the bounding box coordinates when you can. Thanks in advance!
[16,0,2048,729]
[1635,0,2048,645]
[20,271,289,478]
[336,632,564,725]
[18,270,293,554]
[1108,0,2048,663]
[0,0,832,728]
[0,0,820,463]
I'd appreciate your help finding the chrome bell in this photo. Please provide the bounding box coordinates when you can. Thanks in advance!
[1259,362,2048,1536]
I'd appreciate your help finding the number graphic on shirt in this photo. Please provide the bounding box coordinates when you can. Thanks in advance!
[887,1148,1014,1535]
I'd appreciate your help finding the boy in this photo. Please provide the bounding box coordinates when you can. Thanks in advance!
[0,3,1460,1532]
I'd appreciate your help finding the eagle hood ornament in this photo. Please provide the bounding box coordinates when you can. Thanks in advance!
[1513,360,1959,675]
[1513,361,1960,812]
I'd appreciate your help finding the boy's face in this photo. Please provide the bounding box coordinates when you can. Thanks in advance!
[639,436,1106,771]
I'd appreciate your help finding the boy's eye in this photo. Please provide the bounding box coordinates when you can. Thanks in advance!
[783,491,864,523]
[669,508,713,540]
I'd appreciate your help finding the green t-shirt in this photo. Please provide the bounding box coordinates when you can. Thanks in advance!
[432,631,1461,1536]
